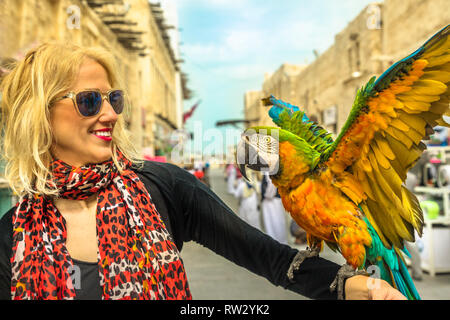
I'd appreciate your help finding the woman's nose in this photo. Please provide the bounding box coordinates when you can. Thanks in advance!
[99,98,118,123]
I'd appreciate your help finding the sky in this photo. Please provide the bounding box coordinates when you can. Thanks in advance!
[173,0,376,155]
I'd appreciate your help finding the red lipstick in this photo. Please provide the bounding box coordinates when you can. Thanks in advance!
[91,128,112,141]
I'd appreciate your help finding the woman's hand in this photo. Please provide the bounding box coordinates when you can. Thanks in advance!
[345,275,407,300]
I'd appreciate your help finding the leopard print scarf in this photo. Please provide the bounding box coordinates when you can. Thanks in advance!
[10,152,191,300]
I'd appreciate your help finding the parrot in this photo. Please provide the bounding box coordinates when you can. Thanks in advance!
[237,24,450,300]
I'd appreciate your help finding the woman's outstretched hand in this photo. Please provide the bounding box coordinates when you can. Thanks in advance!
[345,275,407,300]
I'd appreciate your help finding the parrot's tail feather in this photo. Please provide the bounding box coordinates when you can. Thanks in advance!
[393,270,408,296]
[370,249,420,300]
[397,253,421,300]
[363,217,421,300]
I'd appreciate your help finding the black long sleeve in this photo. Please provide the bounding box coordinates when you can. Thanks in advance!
[0,207,12,300]
[136,161,341,300]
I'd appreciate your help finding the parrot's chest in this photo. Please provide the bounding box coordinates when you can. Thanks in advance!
[280,178,359,241]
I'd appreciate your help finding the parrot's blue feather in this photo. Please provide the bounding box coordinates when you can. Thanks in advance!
[393,271,409,298]
[265,95,306,125]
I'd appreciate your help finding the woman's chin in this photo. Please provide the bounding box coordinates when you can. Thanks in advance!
[74,154,113,167]
[88,154,113,165]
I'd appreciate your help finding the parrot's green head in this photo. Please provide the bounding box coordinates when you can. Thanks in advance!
[236,126,320,183]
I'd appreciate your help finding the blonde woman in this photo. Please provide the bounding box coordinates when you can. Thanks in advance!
[0,43,405,300]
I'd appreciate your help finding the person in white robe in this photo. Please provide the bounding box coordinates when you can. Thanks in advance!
[261,172,288,244]
[233,178,261,230]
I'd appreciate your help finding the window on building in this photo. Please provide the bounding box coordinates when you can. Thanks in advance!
[355,40,361,71]
[304,90,309,111]
[348,33,361,77]
[348,47,353,73]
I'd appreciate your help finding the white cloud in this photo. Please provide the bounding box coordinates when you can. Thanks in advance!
[223,29,265,56]
[184,28,265,64]
[177,0,251,10]
[275,19,336,53]
[183,43,221,61]
[210,63,268,80]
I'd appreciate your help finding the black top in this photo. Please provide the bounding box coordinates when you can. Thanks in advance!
[71,259,102,300]
[0,161,341,300]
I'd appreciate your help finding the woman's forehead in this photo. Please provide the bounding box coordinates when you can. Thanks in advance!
[72,58,111,91]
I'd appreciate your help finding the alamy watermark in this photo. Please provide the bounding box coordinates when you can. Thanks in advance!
[169,122,280,173]
[67,264,81,290]
[66,5,81,30]
[366,265,382,290]
[366,4,382,30]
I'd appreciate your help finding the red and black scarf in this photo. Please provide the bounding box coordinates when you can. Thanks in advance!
[10,152,192,300]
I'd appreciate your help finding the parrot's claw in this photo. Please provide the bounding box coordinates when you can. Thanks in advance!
[287,246,320,283]
[329,264,369,300]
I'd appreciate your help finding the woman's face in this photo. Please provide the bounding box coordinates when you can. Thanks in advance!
[50,58,118,167]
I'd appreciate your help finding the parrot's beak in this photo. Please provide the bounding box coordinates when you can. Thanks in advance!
[236,133,273,180]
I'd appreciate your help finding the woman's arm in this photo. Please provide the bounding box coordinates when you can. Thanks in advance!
[167,165,342,299]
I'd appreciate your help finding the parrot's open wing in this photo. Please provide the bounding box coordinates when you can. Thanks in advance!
[320,24,450,249]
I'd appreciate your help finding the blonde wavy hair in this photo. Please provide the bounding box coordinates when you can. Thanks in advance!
[1,42,142,197]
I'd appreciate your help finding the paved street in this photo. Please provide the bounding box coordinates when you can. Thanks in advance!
[180,167,450,300]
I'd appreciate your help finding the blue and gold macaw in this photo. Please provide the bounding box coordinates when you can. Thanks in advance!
[238,25,450,300]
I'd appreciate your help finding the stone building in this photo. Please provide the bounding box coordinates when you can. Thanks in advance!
[0,0,187,158]
[138,1,185,158]
[244,0,450,135]
[383,0,450,63]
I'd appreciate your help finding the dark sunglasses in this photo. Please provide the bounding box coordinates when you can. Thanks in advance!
[53,89,124,117]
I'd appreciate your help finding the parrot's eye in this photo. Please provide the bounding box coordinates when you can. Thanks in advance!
[258,136,269,145]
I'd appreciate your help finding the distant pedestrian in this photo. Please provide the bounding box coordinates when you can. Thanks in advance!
[203,161,211,187]
[226,163,237,194]
[234,177,261,230]
[404,172,423,281]
[261,172,288,244]
[193,167,205,181]
[290,219,307,245]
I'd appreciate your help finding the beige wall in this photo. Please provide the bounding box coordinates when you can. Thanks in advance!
[243,64,305,129]
[262,64,305,101]
[0,0,183,158]
[131,1,180,157]
[124,0,180,157]
[383,0,450,62]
